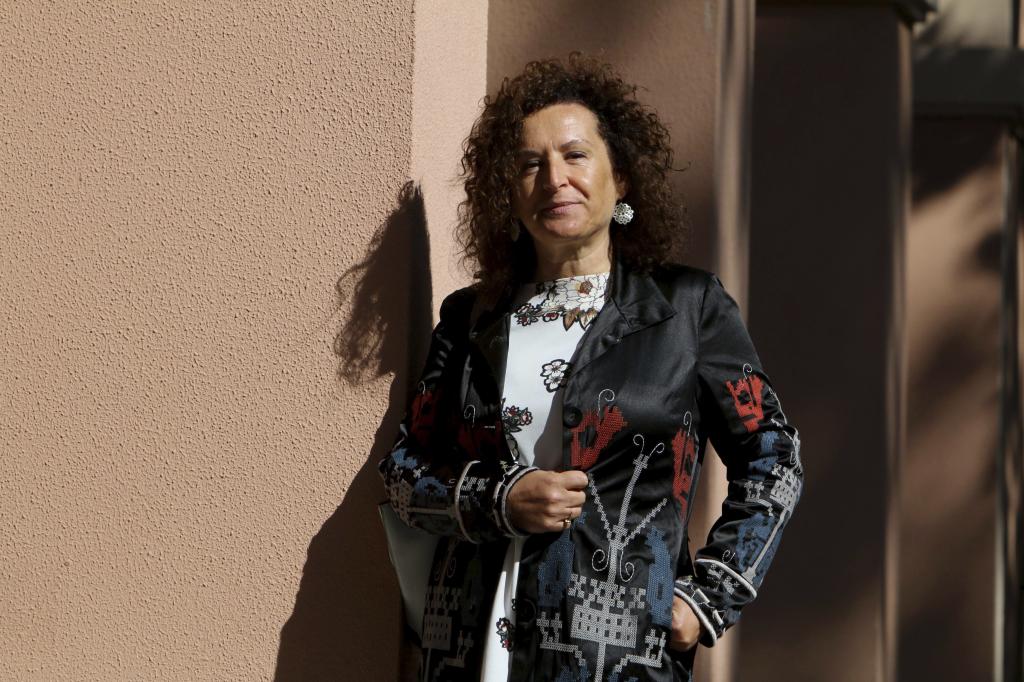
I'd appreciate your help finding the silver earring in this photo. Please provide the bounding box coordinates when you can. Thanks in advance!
[509,220,521,241]
[612,201,634,225]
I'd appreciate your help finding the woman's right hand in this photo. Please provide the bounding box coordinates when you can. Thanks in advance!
[506,469,589,534]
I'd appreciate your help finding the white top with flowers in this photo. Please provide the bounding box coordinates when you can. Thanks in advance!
[478,270,611,682]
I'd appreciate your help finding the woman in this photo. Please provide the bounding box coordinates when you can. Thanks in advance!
[379,53,803,682]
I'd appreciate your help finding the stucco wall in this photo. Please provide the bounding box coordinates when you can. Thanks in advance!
[0,2,485,679]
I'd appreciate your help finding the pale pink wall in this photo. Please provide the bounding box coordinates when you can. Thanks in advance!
[412,2,488,306]
[0,2,486,680]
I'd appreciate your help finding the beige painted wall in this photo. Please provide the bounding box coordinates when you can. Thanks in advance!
[412,2,487,305]
[18,3,999,681]
[0,2,486,680]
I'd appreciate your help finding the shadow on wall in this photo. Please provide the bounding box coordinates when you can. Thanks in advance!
[739,11,907,677]
[898,119,1005,682]
[274,181,432,682]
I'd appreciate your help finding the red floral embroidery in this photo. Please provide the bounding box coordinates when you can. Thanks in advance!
[570,404,628,470]
[455,418,475,455]
[409,386,441,444]
[725,372,764,432]
[455,411,507,462]
[671,427,698,518]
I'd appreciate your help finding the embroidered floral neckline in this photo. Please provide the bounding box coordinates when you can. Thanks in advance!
[513,271,610,331]
[526,270,610,286]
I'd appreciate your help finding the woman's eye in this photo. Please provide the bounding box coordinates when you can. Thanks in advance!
[567,152,585,159]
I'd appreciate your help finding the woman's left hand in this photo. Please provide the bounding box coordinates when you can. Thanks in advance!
[669,596,702,652]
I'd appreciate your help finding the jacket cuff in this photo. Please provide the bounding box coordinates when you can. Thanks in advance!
[674,576,725,647]
[453,459,483,542]
[452,461,537,542]
[494,463,537,537]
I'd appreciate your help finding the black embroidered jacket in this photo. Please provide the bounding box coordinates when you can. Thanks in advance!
[378,253,804,682]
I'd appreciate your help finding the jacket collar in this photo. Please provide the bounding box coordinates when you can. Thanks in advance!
[468,248,677,399]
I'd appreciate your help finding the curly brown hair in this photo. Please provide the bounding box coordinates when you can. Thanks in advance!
[456,51,689,306]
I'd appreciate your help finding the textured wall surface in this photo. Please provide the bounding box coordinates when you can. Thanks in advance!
[412,0,487,306]
[0,2,453,679]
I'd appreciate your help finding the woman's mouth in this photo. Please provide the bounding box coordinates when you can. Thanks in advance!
[541,202,579,215]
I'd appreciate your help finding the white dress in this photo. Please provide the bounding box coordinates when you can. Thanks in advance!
[478,270,611,682]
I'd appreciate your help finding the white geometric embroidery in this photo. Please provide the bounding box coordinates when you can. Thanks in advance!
[422,585,458,650]
[769,464,801,512]
[538,432,669,681]
[740,463,802,584]
[695,557,757,598]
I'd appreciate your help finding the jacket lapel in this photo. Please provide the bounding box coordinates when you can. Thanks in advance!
[568,250,677,376]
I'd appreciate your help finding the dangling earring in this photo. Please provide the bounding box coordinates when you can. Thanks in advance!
[611,201,634,226]
[509,219,521,241]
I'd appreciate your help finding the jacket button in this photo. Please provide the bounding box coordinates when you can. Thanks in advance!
[514,597,536,624]
[563,406,582,428]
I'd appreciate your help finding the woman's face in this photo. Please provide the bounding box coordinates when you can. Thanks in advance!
[510,102,628,254]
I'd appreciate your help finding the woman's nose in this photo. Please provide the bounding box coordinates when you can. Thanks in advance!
[541,158,567,191]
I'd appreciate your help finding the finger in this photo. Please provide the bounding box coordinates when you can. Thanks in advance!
[559,470,590,490]
[565,490,586,508]
[546,504,577,521]
[546,501,580,523]
[547,515,573,533]
[668,623,690,652]
[668,636,691,653]
[556,506,579,522]
[546,490,584,518]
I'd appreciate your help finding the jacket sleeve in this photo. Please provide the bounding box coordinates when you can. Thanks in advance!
[377,288,537,543]
[674,273,804,647]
